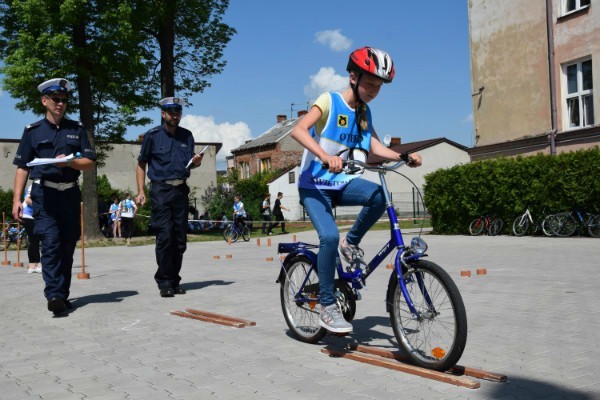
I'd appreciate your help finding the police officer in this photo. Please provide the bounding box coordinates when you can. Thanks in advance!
[136,97,203,297]
[11,78,96,316]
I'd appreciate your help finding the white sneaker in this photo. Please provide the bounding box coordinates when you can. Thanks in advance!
[27,267,36,274]
[36,265,42,273]
[319,304,352,333]
[338,237,365,265]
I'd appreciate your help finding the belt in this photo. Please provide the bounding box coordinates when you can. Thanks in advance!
[33,179,78,191]
[156,179,186,186]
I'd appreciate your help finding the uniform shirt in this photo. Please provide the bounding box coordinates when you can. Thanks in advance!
[233,201,246,218]
[138,124,195,181]
[13,117,96,182]
[298,92,372,191]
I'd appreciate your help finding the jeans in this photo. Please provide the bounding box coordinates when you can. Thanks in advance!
[299,178,385,306]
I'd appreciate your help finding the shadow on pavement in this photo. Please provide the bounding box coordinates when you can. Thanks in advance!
[180,280,234,291]
[70,290,139,308]
[488,376,598,399]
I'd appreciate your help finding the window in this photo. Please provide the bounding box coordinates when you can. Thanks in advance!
[564,58,594,129]
[288,171,295,184]
[563,0,590,15]
[259,158,271,173]
[239,162,250,179]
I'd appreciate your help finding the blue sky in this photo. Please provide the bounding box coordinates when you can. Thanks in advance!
[0,1,473,167]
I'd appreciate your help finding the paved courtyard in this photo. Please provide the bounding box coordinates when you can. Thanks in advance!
[1,229,599,399]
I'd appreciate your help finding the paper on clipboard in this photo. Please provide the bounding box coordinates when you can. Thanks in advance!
[26,153,75,167]
[185,145,209,169]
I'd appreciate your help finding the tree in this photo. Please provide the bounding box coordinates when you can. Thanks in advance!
[0,0,236,238]
[132,0,236,98]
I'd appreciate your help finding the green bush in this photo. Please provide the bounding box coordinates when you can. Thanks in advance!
[423,147,600,234]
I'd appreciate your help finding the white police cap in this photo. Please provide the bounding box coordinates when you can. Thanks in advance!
[159,97,187,109]
[38,78,71,94]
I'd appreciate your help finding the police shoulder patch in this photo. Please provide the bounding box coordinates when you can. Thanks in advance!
[25,121,41,130]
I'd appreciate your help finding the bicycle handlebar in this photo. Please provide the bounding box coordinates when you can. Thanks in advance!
[321,159,408,173]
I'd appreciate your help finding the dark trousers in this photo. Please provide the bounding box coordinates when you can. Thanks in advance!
[31,184,81,300]
[261,214,272,233]
[21,217,41,264]
[271,213,285,232]
[121,217,134,239]
[150,182,189,290]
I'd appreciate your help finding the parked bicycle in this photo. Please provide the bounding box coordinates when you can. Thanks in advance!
[1,223,28,251]
[222,217,251,243]
[512,207,555,237]
[277,159,467,372]
[468,214,504,236]
[550,207,600,238]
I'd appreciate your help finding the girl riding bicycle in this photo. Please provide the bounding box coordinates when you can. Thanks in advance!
[291,46,422,333]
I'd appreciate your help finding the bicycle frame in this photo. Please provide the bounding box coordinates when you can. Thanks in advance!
[278,161,430,320]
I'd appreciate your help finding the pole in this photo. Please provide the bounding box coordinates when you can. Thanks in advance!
[2,212,11,265]
[77,202,90,279]
[13,221,23,267]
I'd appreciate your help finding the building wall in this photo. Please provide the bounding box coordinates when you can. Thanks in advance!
[0,140,219,201]
[234,137,302,177]
[468,0,552,147]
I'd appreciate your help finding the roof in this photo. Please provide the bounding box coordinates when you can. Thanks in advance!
[231,117,302,153]
[267,163,300,184]
[367,137,468,164]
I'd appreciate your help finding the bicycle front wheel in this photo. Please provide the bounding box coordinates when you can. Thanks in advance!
[542,214,558,237]
[468,218,484,236]
[242,226,251,241]
[512,215,530,236]
[389,260,468,371]
[280,256,326,343]
[587,215,600,238]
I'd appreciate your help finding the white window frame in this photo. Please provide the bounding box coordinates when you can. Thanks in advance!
[562,0,590,16]
[562,57,594,130]
[239,161,250,179]
[259,157,271,173]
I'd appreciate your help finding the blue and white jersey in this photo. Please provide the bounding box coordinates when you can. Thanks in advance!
[298,92,372,191]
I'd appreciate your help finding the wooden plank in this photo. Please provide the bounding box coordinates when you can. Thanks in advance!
[348,343,507,383]
[185,308,256,326]
[170,311,245,328]
[322,348,480,389]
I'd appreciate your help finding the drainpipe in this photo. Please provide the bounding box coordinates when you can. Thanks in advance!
[546,0,558,155]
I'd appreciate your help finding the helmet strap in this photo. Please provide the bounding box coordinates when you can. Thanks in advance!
[351,73,367,135]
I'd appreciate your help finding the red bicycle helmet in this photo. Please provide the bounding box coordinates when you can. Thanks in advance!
[347,47,395,83]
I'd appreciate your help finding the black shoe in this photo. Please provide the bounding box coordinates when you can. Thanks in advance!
[64,299,74,310]
[173,286,186,295]
[160,288,175,297]
[47,297,67,315]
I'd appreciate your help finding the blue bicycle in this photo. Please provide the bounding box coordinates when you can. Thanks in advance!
[277,159,468,372]
[222,216,251,243]
[1,223,28,251]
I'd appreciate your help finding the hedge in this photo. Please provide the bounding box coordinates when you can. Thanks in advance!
[423,147,600,234]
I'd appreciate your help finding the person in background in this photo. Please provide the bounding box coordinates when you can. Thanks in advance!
[109,195,121,239]
[11,77,96,316]
[261,193,273,235]
[233,195,247,229]
[218,212,228,230]
[136,97,203,298]
[21,184,42,274]
[271,192,290,234]
[119,192,137,246]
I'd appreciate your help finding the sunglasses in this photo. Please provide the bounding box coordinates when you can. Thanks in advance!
[47,96,68,104]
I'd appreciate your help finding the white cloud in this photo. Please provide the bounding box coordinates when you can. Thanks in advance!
[180,114,252,164]
[315,29,352,52]
[463,113,473,123]
[303,67,348,98]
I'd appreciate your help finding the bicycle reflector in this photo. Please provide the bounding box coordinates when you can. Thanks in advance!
[431,347,446,359]
[410,237,428,254]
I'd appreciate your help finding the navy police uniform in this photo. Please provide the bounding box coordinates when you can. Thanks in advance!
[13,116,96,302]
[138,118,195,292]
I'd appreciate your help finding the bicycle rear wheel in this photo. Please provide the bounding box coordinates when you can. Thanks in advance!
[241,226,251,241]
[468,218,484,236]
[488,218,503,236]
[554,213,577,237]
[280,256,327,343]
[512,215,530,236]
[542,214,558,237]
[389,260,468,371]
[223,227,238,243]
[587,215,600,238]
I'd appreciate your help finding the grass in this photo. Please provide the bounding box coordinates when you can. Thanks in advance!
[76,218,431,249]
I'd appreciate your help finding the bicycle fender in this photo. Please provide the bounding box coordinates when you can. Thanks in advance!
[276,251,318,284]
